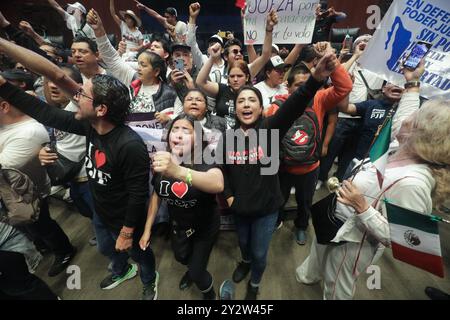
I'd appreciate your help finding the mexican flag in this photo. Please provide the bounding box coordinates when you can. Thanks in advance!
[386,202,444,278]
[369,117,392,187]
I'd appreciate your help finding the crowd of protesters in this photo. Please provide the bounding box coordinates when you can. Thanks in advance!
[0,0,449,301]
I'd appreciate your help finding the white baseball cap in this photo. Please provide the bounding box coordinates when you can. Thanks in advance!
[269,55,289,69]
[67,2,86,15]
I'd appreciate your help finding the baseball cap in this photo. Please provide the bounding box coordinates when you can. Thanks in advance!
[171,42,191,54]
[269,55,290,69]
[165,7,178,17]
[208,34,224,47]
[66,2,86,15]
[1,69,35,91]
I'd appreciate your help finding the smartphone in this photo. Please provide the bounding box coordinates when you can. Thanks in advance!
[175,58,184,71]
[403,41,432,70]
[47,141,57,153]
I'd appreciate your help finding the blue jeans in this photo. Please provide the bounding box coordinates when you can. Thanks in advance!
[234,212,278,285]
[0,222,42,273]
[92,213,156,286]
[69,181,95,219]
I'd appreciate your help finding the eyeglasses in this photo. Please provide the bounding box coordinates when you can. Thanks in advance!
[185,97,205,103]
[75,88,94,101]
[231,49,243,55]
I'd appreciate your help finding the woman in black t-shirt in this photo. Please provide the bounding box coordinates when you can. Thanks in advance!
[139,114,224,300]
[196,44,252,129]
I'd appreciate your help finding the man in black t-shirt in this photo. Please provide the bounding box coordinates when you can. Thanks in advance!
[0,37,159,300]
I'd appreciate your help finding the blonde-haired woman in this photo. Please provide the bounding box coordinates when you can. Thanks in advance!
[296,64,450,299]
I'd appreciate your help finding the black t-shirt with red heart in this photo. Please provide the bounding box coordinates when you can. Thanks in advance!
[152,163,219,229]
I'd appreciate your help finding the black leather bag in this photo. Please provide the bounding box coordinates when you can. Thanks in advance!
[45,129,84,186]
[310,193,346,245]
[46,152,84,186]
[171,227,195,265]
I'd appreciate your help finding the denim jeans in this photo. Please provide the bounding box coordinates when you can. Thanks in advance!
[0,222,42,273]
[234,212,278,285]
[319,117,362,181]
[92,212,156,286]
[69,181,95,219]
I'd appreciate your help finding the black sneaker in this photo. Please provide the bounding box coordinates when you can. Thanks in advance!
[202,287,216,300]
[142,271,159,300]
[179,271,193,290]
[425,287,450,300]
[232,261,251,283]
[245,281,259,300]
[48,247,77,277]
[100,263,138,290]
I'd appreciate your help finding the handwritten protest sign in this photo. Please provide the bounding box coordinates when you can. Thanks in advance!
[359,0,450,99]
[243,0,318,45]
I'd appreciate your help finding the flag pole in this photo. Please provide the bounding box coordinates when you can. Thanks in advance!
[349,107,396,182]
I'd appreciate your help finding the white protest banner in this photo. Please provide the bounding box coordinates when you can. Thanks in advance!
[243,0,318,45]
[359,0,450,99]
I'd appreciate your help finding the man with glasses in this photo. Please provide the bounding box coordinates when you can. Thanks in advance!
[0,38,159,300]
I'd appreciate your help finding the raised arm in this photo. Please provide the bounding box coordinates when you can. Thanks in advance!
[187,3,207,71]
[134,0,170,29]
[249,10,278,78]
[267,53,338,134]
[284,44,305,67]
[342,42,366,71]
[87,9,136,86]
[18,21,46,46]
[47,0,67,18]
[390,60,424,142]
[0,37,79,96]
[109,0,122,27]
[0,12,55,62]
[195,43,221,97]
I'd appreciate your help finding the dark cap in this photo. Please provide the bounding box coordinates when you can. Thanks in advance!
[171,42,191,54]
[165,7,178,17]
[1,69,35,91]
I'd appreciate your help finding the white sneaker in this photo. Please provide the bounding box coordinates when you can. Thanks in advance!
[315,180,323,191]
[63,188,73,203]
[50,186,64,196]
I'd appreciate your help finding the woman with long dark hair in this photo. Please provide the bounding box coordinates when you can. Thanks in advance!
[139,114,224,300]
[222,53,338,299]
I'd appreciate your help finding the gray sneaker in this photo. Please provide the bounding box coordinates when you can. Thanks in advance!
[219,280,235,300]
[295,229,307,245]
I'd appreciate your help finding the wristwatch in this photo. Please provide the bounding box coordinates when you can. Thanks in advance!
[404,81,420,89]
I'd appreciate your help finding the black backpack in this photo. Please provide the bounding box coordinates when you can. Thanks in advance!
[274,100,322,166]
